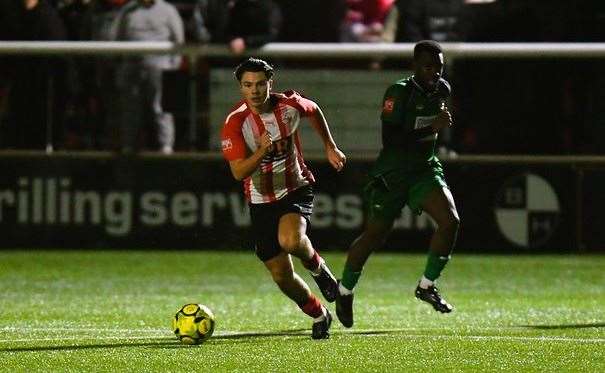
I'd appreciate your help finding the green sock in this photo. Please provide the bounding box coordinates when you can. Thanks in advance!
[423,252,451,281]
[341,263,362,291]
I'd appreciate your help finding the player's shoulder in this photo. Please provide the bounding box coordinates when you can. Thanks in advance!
[385,77,414,98]
[274,90,317,113]
[274,90,307,104]
[436,78,451,96]
[223,100,249,127]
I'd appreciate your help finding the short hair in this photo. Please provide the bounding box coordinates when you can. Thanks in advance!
[413,40,443,60]
[234,57,274,81]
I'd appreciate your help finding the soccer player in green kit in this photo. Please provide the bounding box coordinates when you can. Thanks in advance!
[336,40,460,327]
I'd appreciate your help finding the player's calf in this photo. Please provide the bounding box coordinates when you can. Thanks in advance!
[303,252,338,302]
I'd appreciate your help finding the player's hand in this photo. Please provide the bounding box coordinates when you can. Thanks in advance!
[257,131,273,154]
[431,105,453,132]
[326,146,346,172]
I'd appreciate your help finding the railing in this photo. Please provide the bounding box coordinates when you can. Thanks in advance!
[3,42,605,153]
[3,41,605,58]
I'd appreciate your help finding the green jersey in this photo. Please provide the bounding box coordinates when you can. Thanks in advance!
[371,76,451,176]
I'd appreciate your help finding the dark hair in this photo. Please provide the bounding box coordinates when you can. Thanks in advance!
[234,57,274,81]
[413,40,443,60]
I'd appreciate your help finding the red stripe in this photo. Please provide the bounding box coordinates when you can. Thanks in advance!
[274,105,296,192]
[243,177,251,202]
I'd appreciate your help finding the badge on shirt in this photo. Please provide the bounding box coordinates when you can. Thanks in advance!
[383,98,394,113]
[221,138,233,151]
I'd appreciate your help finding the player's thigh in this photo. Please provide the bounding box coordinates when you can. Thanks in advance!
[278,213,308,248]
[276,185,314,248]
[363,175,407,224]
[263,251,295,283]
[421,186,459,228]
[249,202,281,262]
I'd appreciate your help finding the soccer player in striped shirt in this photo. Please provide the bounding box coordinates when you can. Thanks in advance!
[335,40,460,328]
[221,58,347,339]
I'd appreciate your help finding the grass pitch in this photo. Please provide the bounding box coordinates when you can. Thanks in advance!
[0,251,603,372]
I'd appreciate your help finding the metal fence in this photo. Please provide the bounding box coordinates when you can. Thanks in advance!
[2,42,605,153]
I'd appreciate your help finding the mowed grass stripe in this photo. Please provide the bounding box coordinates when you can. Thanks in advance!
[1,332,603,345]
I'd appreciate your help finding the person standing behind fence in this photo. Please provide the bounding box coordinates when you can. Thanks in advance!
[340,0,395,43]
[226,0,282,55]
[1,0,67,150]
[110,0,184,154]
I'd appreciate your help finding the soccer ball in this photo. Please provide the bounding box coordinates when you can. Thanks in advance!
[172,303,216,345]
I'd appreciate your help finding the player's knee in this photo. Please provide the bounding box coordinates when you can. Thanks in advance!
[363,229,389,248]
[278,232,303,252]
[442,214,460,235]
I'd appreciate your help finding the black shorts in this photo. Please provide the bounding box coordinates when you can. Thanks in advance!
[249,185,314,262]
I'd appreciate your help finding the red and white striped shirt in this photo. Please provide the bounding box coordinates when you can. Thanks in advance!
[221,91,316,204]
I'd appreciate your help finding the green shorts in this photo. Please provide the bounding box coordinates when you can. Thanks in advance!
[363,165,448,223]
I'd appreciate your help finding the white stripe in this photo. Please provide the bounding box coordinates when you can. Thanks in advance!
[224,103,247,125]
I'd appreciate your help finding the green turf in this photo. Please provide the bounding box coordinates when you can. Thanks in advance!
[0,251,603,372]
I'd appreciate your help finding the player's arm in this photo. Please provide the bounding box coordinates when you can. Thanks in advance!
[307,104,346,172]
[381,85,451,147]
[227,131,273,181]
[382,105,452,147]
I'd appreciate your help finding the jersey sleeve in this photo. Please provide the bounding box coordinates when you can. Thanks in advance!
[380,84,408,125]
[221,119,247,161]
[283,90,318,117]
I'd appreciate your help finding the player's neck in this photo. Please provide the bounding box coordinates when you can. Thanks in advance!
[248,101,272,115]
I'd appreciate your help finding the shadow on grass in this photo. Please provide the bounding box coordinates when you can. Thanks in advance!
[0,337,177,352]
[521,322,605,330]
[0,328,419,352]
[0,329,312,352]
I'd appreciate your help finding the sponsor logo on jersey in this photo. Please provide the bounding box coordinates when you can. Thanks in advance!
[494,173,560,249]
[281,111,294,127]
[414,115,438,141]
[221,138,233,151]
[383,98,394,113]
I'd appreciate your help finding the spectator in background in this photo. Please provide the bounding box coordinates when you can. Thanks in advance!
[226,0,281,55]
[393,0,468,157]
[341,0,394,43]
[394,0,467,43]
[111,0,184,154]
[1,0,67,150]
[187,0,231,43]
[70,0,128,150]
[277,0,346,43]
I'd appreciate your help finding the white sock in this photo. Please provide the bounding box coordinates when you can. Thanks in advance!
[339,282,353,295]
[313,306,327,323]
[419,276,434,289]
[310,259,324,276]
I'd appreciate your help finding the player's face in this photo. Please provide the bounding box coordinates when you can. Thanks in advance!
[414,51,444,91]
[239,71,272,112]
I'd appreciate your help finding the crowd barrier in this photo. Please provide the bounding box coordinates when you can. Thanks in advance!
[3,42,605,151]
